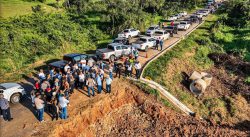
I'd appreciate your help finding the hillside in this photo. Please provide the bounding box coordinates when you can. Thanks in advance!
[143,1,250,127]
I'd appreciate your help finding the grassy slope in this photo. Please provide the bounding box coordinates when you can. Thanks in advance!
[143,12,250,124]
[0,0,61,18]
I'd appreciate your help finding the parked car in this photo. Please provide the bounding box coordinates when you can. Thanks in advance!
[174,14,182,19]
[49,53,97,70]
[177,21,191,31]
[132,37,156,51]
[0,83,26,104]
[96,43,131,62]
[182,18,193,25]
[167,15,177,21]
[112,37,129,45]
[195,13,204,18]
[179,11,187,17]
[152,30,170,40]
[146,25,159,36]
[118,28,140,39]
[163,26,178,36]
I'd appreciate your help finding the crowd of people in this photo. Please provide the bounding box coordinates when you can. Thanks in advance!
[31,51,142,122]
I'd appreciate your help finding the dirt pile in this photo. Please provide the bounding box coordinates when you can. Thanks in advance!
[208,53,250,101]
[33,80,248,137]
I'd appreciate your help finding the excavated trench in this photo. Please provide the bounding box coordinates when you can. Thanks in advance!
[44,81,248,137]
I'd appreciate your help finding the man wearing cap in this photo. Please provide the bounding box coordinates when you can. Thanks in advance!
[0,94,13,121]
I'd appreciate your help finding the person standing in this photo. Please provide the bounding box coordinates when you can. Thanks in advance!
[127,63,133,77]
[155,38,159,50]
[0,94,13,121]
[134,49,139,61]
[59,94,69,119]
[86,76,96,97]
[96,74,102,94]
[105,75,112,93]
[159,38,164,51]
[134,61,142,79]
[78,71,85,89]
[51,100,59,121]
[38,69,46,81]
[109,64,113,79]
[34,94,45,122]
[115,63,122,78]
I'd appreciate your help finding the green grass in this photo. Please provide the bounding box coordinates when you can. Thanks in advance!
[0,0,60,18]
[143,9,250,122]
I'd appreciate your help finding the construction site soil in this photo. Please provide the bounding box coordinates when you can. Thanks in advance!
[31,80,248,137]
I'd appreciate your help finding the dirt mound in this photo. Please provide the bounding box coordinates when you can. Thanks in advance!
[33,80,248,137]
[208,53,250,101]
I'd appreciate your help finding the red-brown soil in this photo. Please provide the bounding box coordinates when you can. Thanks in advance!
[31,80,248,137]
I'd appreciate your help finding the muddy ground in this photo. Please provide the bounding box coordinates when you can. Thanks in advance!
[28,80,248,137]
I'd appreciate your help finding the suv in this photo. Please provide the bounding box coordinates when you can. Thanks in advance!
[112,37,129,45]
[49,53,97,70]
[146,25,159,36]
[0,83,26,104]
[152,30,170,40]
[118,28,140,39]
[177,21,191,31]
[96,43,131,62]
[132,37,156,51]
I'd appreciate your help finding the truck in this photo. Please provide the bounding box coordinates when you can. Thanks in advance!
[145,25,159,36]
[177,21,191,31]
[132,37,156,52]
[118,28,140,39]
[152,30,170,40]
[49,53,97,70]
[96,43,131,62]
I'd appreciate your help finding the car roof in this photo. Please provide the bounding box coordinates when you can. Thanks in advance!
[64,53,86,58]
[114,37,126,40]
[149,25,158,27]
[0,83,20,89]
[108,43,122,46]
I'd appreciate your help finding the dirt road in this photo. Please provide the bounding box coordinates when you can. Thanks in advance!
[1,20,201,137]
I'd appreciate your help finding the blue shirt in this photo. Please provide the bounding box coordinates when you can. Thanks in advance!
[96,75,102,86]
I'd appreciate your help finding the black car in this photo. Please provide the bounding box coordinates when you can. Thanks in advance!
[112,37,129,45]
[49,53,98,70]
[163,26,178,36]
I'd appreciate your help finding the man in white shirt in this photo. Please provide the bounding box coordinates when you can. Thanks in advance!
[134,61,142,79]
[78,71,85,89]
[64,64,71,73]
[59,94,69,119]
[38,69,46,81]
[34,94,44,122]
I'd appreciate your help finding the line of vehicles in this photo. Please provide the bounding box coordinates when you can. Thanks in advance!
[1,1,221,104]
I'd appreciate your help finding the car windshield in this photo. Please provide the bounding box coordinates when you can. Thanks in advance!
[180,22,186,24]
[124,30,129,33]
[139,38,147,42]
[107,45,115,50]
[148,27,155,30]
[155,31,163,35]
[113,39,121,43]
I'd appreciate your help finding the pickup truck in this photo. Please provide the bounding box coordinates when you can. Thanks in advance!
[152,30,170,40]
[118,28,140,39]
[132,37,156,51]
[96,43,131,62]
[146,25,159,36]
[179,11,187,17]
[167,15,177,21]
[163,26,178,36]
[177,21,191,31]
[49,53,97,70]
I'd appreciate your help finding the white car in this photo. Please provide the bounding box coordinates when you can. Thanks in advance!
[167,15,177,21]
[174,14,181,19]
[0,83,26,104]
[177,21,191,31]
[179,11,187,17]
[153,30,170,40]
[146,25,159,36]
[132,37,156,51]
[118,28,140,39]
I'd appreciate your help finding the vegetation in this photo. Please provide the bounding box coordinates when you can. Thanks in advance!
[143,1,250,123]
[0,0,206,81]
